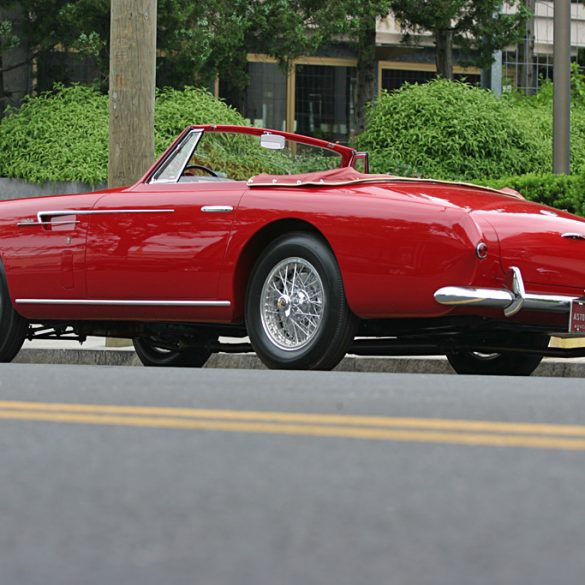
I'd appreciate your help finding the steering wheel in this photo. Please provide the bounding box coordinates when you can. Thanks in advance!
[183,164,218,177]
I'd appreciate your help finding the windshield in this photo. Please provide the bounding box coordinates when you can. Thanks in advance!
[150,129,344,183]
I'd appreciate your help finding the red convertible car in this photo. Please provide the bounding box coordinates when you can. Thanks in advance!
[1,124,585,375]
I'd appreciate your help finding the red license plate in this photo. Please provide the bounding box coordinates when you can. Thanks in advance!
[570,300,585,333]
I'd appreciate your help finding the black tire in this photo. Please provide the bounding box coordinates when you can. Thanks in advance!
[245,232,357,370]
[446,333,550,376]
[0,263,27,362]
[133,336,213,367]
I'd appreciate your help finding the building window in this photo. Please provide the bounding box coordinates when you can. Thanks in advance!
[220,55,358,143]
[294,64,356,143]
[246,62,287,131]
[502,50,554,94]
[380,67,480,92]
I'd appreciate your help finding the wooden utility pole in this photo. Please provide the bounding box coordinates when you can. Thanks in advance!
[108,0,157,188]
[553,0,570,174]
[108,0,157,347]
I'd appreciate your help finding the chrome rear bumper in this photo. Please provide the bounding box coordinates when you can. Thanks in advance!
[434,266,580,317]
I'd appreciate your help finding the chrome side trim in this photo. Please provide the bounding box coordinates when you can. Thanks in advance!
[18,209,175,227]
[35,209,175,222]
[201,205,234,213]
[17,220,80,227]
[562,232,585,240]
[15,299,230,307]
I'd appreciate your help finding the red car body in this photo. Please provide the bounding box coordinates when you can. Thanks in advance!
[1,124,584,374]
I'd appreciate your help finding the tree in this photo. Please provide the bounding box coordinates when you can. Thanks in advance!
[339,1,393,133]
[157,0,393,133]
[518,0,536,95]
[0,1,392,132]
[0,0,109,101]
[390,0,528,80]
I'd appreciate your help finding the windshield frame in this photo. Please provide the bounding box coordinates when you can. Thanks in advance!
[143,125,358,185]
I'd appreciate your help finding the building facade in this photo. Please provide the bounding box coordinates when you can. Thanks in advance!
[218,2,585,143]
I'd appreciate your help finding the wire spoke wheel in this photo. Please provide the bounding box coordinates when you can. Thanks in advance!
[245,233,356,370]
[260,257,326,351]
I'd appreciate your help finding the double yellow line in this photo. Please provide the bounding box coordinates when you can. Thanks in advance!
[1,400,585,451]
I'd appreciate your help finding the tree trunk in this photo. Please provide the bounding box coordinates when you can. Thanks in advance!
[518,0,536,95]
[0,5,30,115]
[355,13,377,134]
[109,0,157,189]
[435,29,454,80]
[218,52,249,115]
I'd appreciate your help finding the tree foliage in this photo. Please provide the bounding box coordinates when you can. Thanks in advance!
[483,173,585,217]
[0,85,247,184]
[0,1,536,143]
[390,0,528,79]
[0,0,109,91]
[355,79,551,180]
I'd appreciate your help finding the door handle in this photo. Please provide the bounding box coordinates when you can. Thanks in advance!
[201,205,234,213]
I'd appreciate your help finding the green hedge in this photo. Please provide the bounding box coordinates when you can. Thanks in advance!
[0,85,247,184]
[355,79,551,181]
[355,78,585,217]
[154,86,247,155]
[0,85,108,184]
[481,173,585,216]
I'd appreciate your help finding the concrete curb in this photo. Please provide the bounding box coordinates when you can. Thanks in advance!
[11,348,585,377]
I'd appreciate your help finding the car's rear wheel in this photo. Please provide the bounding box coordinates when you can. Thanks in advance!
[245,233,356,370]
[133,336,213,367]
[0,264,27,362]
[446,333,550,376]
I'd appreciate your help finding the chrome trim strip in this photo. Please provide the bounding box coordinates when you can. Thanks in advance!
[15,299,230,307]
[17,220,80,227]
[201,205,234,213]
[36,209,175,222]
[562,232,585,240]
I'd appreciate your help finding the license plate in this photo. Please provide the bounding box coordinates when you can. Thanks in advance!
[570,299,585,333]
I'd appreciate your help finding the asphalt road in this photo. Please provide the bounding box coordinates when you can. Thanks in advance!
[1,365,585,585]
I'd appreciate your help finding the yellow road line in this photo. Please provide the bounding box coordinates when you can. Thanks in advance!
[1,400,585,450]
[0,400,585,437]
[1,409,585,450]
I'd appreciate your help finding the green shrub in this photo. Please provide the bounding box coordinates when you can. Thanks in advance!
[481,173,585,216]
[505,95,585,175]
[0,85,247,184]
[154,86,247,155]
[0,85,109,184]
[356,79,550,181]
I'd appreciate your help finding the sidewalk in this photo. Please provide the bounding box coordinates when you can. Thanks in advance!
[13,337,585,377]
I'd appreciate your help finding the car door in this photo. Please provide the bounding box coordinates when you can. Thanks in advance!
[84,181,245,305]
[4,193,103,307]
